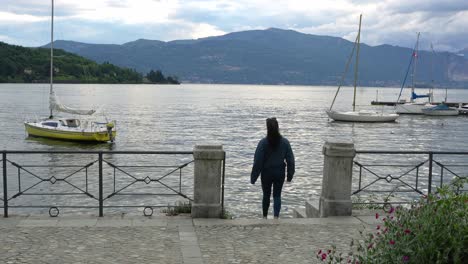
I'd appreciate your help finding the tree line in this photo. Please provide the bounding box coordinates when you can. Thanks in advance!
[0,42,179,84]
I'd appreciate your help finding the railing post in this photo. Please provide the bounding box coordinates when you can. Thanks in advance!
[98,152,103,217]
[428,153,433,194]
[306,142,356,217]
[192,145,224,218]
[3,151,8,218]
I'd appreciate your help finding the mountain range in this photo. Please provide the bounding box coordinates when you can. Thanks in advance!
[45,28,468,87]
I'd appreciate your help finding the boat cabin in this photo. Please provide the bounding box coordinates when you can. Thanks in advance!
[42,119,81,128]
[63,119,81,128]
[42,121,59,128]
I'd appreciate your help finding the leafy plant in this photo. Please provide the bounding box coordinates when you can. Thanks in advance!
[160,201,191,216]
[317,179,468,263]
[221,209,234,219]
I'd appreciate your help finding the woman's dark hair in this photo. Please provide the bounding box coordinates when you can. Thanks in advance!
[266,117,282,149]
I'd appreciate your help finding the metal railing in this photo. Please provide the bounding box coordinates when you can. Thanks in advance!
[0,150,221,217]
[353,150,468,207]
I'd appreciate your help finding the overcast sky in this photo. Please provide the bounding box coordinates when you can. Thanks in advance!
[1,0,467,52]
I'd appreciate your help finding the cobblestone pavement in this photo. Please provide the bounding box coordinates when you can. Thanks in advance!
[194,218,373,264]
[0,214,379,264]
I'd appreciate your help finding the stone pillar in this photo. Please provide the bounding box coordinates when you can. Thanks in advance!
[319,141,356,217]
[191,145,224,218]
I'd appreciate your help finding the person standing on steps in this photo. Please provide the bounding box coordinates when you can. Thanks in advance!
[251,117,295,219]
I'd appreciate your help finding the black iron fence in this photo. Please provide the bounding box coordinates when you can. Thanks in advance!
[0,150,226,217]
[353,150,468,208]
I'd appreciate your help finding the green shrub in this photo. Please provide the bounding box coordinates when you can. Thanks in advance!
[317,179,468,263]
[160,201,191,216]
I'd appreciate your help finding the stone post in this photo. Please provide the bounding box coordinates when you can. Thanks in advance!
[191,145,224,218]
[319,141,355,217]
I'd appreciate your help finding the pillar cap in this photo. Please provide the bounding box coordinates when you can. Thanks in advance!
[193,145,225,160]
[322,141,355,157]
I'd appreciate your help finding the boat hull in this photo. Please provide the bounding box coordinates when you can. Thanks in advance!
[395,103,429,114]
[457,106,468,115]
[326,110,399,122]
[25,123,116,142]
[421,109,459,116]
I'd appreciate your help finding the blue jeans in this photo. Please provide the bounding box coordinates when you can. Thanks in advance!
[261,175,285,217]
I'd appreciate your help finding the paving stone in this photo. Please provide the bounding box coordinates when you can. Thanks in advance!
[0,214,376,264]
[181,246,202,258]
[131,218,167,227]
[95,219,132,227]
[17,219,58,227]
[57,219,97,227]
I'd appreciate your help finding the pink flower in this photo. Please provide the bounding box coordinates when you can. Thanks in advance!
[318,249,322,255]
[389,240,395,245]
[327,249,331,254]
[382,218,387,222]
[389,207,395,214]
[403,256,410,262]
[383,228,388,233]
[376,225,381,230]
[377,231,381,236]
[404,229,411,234]
[321,253,327,260]
[390,216,394,220]
[367,243,373,249]
[375,213,379,219]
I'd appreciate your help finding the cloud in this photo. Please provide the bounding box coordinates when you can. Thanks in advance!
[384,0,468,14]
[0,34,16,44]
[0,11,48,23]
[1,0,467,51]
[189,23,226,39]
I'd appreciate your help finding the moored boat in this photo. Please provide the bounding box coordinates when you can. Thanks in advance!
[457,104,468,115]
[395,102,432,114]
[24,0,116,143]
[326,15,399,123]
[422,104,459,116]
[326,110,399,122]
[25,118,115,142]
[395,33,433,114]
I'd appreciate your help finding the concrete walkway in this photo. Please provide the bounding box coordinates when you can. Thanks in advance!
[0,214,380,264]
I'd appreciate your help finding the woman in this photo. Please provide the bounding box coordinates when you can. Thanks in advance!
[251,117,295,219]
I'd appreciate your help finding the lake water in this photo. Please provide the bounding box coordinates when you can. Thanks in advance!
[1,83,467,218]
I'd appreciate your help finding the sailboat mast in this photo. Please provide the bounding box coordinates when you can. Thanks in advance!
[410,32,420,103]
[49,0,54,118]
[352,14,362,112]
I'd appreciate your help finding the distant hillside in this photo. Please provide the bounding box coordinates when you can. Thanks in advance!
[0,42,178,84]
[46,28,468,87]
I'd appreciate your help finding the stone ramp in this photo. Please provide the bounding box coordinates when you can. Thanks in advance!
[0,215,377,264]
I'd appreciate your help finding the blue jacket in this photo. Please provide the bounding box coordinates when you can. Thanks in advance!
[251,137,295,184]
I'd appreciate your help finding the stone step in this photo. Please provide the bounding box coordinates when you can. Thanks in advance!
[305,200,320,218]
[291,208,306,218]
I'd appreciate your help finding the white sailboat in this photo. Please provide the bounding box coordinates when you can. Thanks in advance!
[395,33,433,114]
[326,15,399,123]
[24,0,116,142]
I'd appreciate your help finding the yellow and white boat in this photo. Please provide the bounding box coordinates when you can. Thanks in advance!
[25,118,116,142]
[24,0,116,143]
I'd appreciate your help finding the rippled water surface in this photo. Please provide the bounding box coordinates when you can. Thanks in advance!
[1,84,467,217]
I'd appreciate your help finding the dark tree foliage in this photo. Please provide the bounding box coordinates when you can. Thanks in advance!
[145,69,180,84]
[0,42,144,83]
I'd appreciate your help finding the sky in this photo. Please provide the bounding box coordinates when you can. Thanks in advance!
[1,0,467,52]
